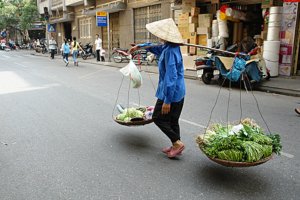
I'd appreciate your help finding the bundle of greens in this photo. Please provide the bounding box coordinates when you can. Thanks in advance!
[116,107,145,123]
[196,118,282,162]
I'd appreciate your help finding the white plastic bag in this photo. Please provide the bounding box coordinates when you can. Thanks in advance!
[120,60,142,88]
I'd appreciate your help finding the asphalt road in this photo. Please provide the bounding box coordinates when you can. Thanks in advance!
[0,50,299,200]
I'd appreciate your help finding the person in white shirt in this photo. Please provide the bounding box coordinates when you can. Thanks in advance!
[95,34,102,62]
[49,37,57,59]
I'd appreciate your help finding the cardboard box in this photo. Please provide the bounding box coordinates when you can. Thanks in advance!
[182,0,196,7]
[189,16,198,24]
[178,19,189,26]
[198,34,208,46]
[178,13,190,26]
[189,23,197,33]
[191,7,200,16]
[180,46,189,55]
[189,32,198,44]
[197,27,211,35]
[197,49,207,57]
[211,0,219,4]
[198,14,213,28]
[189,46,197,55]
[178,27,190,39]
[178,13,190,20]
[183,55,198,70]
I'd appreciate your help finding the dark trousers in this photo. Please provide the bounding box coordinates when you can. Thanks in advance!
[101,56,105,62]
[64,53,69,62]
[152,98,184,143]
[96,49,100,61]
[50,49,55,59]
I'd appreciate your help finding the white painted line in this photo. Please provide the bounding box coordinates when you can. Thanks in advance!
[179,119,207,129]
[79,68,113,79]
[0,83,60,95]
[132,102,207,129]
[281,152,294,159]
[1,54,10,58]
[14,62,28,68]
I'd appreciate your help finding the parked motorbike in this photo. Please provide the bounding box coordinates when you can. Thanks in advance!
[195,41,270,89]
[112,44,156,65]
[35,43,48,54]
[80,42,95,60]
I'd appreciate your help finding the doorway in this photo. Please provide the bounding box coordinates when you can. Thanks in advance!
[63,22,72,40]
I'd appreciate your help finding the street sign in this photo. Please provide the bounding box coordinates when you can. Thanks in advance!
[47,24,56,32]
[96,11,107,27]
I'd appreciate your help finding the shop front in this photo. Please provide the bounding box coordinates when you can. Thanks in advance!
[175,0,300,76]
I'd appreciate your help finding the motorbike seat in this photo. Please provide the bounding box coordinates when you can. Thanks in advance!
[116,50,130,56]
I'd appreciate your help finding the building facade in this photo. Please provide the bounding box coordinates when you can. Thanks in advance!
[37,0,299,76]
[37,0,173,51]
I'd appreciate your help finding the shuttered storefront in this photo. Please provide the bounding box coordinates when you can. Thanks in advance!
[101,12,120,49]
[134,4,162,44]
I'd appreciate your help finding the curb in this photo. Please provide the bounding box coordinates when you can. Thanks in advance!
[257,86,300,97]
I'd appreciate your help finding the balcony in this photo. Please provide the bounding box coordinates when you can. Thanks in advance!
[65,0,84,7]
[52,0,63,7]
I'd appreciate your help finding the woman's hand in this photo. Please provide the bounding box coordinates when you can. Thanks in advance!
[129,45,139,54]
[162,103,171,115]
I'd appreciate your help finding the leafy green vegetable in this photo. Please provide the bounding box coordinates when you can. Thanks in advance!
[217,149,244,162]
[116,107,145,122]
[267,134,282,155]
[261,145,273,158]
[196,118,282,162]
[242,141,264,162]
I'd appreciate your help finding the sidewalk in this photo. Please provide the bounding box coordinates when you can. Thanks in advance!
[30,52,300,97]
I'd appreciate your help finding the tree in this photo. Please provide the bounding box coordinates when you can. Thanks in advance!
[0,0,40,42]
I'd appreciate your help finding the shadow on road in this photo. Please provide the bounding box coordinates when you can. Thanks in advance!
[194,163,271,196]
[112,131,158,154]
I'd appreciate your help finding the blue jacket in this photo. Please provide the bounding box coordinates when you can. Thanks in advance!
[138,42,185,104]
[63,43,70,54]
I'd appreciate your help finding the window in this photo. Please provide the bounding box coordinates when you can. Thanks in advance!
[134,4,161,44]
[79,18,92,39]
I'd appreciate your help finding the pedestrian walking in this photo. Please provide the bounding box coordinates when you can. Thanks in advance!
[71,37,83,66]
[95,34,102,62]
[61,38,66,58]
[295,108,300,115]
[49,37,57,59]
[129,18,186,158]
[62,39,70,66]
[100,48,105,62]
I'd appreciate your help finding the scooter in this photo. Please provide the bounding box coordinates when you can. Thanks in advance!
[194,43,270,89]
[80,42,95,60]
[112,44,156,65]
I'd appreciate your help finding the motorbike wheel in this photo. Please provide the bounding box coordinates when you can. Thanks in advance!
[112,52,122,63]
[201,71,213,84]
[42,49,46,54]
[82,54,88,60]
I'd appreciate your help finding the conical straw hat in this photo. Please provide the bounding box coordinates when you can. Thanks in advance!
[146,18,184,44]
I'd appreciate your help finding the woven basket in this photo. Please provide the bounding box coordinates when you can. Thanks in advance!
[199,145,273,167]
[114,117,153,126]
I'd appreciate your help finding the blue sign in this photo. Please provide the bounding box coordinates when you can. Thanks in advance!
[96,12,107,27]
[47,24,56,32]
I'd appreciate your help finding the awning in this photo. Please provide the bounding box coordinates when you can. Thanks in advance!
[84,1,126,15]
[50,13,74,23]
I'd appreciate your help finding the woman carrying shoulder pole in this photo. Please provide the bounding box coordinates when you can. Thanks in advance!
[130,18,186,158]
